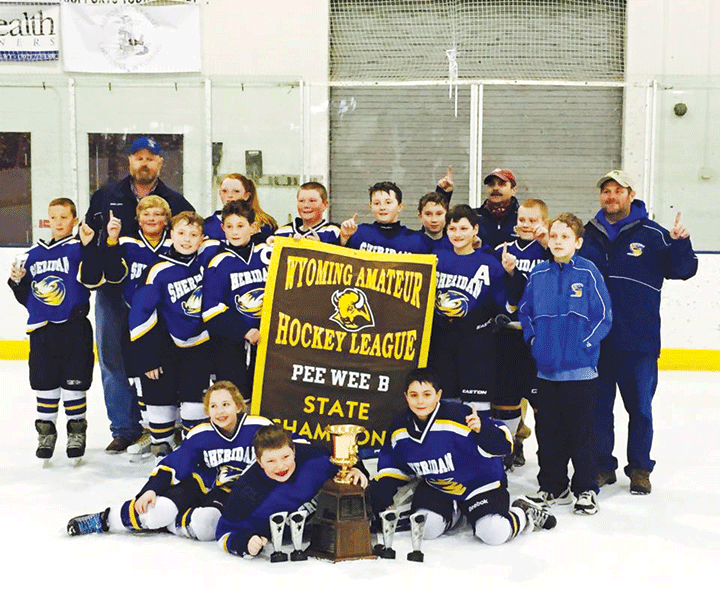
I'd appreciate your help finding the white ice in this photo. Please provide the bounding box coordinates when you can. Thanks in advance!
[1,361,717,589]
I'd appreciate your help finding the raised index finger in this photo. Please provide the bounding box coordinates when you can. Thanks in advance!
[674,212,682,226]
[502,242,508,256]
[447,166,453,180]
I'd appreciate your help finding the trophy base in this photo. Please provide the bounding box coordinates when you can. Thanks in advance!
[407,550,424,563]
[373,544,396,559]
[308,479,376,562]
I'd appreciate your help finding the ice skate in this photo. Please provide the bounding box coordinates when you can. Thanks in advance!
[512,497,557,531]
[35,420,57,462]
[67,418,87,464]
[67,508,110,536]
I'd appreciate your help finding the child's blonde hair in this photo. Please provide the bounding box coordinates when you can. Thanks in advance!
[203,381,247,415]
[519,198,549,220]
[171,211,204,231]
[136,195,171,226]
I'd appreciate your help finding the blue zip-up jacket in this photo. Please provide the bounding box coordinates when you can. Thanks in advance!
[518,255,612,375]
[579,200,698,356]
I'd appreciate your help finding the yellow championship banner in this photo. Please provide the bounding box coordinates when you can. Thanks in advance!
[251,237,437,449]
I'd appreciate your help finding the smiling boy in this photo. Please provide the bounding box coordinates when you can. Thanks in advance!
[217,425,367,557]
[370,367,556,546]
[128,211,212,456]
[275,182,341,243]
[203,200,272,397]
[340,181,432,254]
[430,205,509,412]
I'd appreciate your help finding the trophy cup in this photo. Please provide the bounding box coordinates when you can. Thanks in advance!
[407,512,426,562]
[288,510,308,561]
[269,511,289,562]
[373,509,398,559]
[308,424,375,562]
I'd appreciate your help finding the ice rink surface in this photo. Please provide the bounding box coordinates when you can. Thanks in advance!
[1,361,717,589]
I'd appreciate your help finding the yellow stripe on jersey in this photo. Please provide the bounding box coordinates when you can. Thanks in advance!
[374,468,412,482]
[170,330,210,348]
[144,261,173,286]
[209,252,231,268]
[202,303,228,322]
[130,310,158,341]
[192,472,210,495]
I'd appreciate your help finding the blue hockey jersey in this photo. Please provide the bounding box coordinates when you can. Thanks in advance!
[103,230,172,307]
[347,222,433,254]
[202,242,272,341]
[129,249,209,352]
[372,400,511,511]
[434,246,508,327]
[10,236,103,332]
[203,212,224,241]
[217,443,337,553]
[494,238,550,312]
[140,413,273,496]
[275,218,341,244]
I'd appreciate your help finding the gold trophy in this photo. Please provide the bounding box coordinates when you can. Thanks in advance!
[308,424,375,561]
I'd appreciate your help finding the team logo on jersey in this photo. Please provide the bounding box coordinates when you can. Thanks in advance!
[329,287,375,332]
[235,288,264,319]
[427,478,466,496]
[31,276,66,306]
[182,286,203,317]
[627,242,645,257]
[570,283,584,298]
[436,290,469,318]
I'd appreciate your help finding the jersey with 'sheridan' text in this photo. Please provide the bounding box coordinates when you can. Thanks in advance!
[13,236,102,332]
[141,413,273,494]
[347,222,433,254]
[129,251,208,348]
[202,242,271,341]
[435,247,508,325]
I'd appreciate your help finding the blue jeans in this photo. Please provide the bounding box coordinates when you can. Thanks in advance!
[95,290,141,440]
[595,349,658,475]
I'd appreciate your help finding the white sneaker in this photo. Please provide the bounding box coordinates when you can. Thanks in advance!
[526,486,574,508]
[573,490,598,515]
[126,431,152,455]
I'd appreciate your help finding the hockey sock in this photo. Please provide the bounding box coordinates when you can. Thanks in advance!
[146,405,177,445]
[61,389,87,421]
[473,509,526,545]
[180,401,207,435]
[131,377,149,428]
[171,506,221,541]
[118,496,178,531]
[35,388,61,422]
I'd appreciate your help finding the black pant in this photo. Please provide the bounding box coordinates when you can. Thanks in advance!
[534,378,598,496]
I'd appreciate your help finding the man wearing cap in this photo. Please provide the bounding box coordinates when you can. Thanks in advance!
[475,169,520,248]
[580,170,697,495]
[85,136,194,453]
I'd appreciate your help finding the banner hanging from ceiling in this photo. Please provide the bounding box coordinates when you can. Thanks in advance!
[60,0,200,73]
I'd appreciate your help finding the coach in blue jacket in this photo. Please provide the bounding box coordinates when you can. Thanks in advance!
[579,170,697,495]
